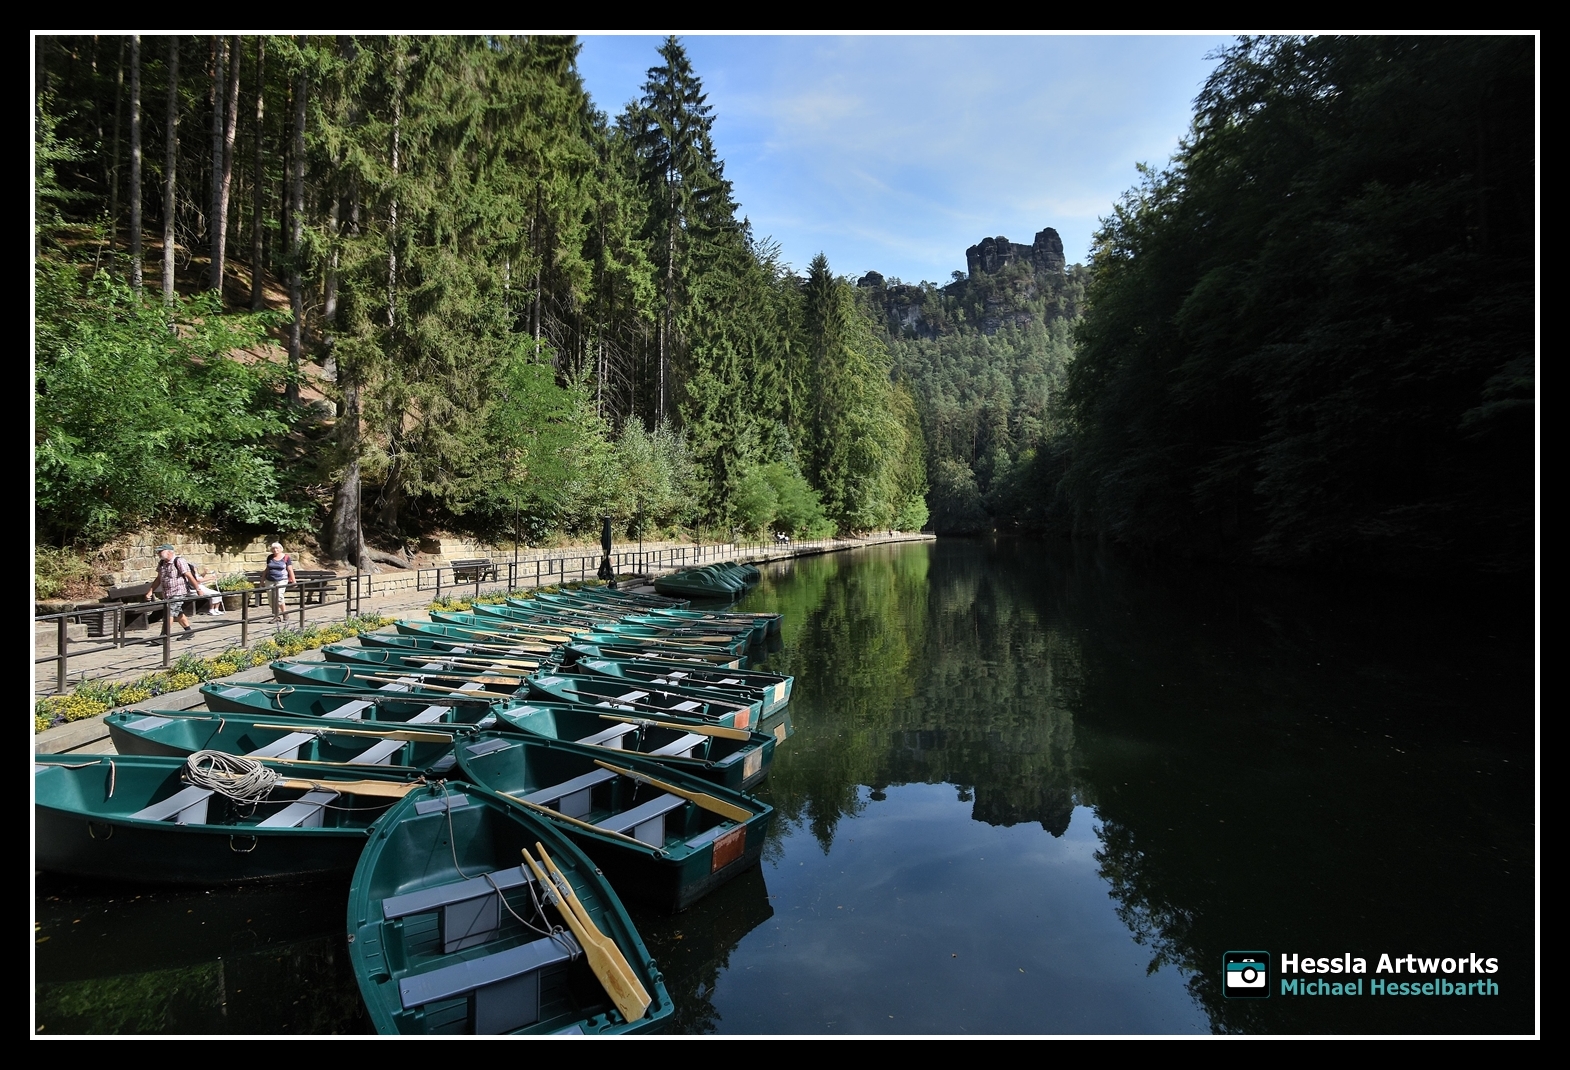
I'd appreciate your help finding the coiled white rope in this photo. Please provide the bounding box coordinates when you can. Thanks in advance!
[184,750,279,804]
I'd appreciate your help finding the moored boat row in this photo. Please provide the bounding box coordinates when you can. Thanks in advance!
[35,578,789,1034]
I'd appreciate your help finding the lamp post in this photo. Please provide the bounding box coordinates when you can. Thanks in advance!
[597,515,616,587]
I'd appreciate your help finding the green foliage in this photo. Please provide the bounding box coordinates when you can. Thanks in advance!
[33,35,931,556]
[34,546,96,600]
[34,269,306,544]
[609,421,698,535]
[1062,36,1534,571]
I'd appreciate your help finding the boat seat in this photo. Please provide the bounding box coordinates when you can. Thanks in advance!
[382,864,536,921]
[596,792,685,846]
[323,699,375,720]
[403,679,484,725]
[575,722,639,748]
[347,738,405,765]
[248,731,319,760]
[122,713,173,731]
[648,732,706,759]
[520,768,616,819]
[669,700,704,713]
[256,789,339,828]
[129,784,213,824]
[462,737,515,759]
[397,931,581,1033]
[382,862,548,954]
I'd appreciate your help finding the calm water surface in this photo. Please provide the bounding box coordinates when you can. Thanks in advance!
[33,539,1536,1034]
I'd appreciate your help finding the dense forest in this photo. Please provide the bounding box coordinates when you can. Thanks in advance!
[33,35,927,569]
[1054,36,1534,572]
[860,36,1534,573]
[33,35,1534,578]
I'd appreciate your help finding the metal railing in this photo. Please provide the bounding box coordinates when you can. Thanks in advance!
[34,578,350,696]
[35,533,915,695]
[415,538,847,603]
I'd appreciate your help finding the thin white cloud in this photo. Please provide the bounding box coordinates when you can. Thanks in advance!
[578,33,1232,279]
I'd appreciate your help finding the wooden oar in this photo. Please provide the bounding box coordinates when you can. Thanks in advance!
[347,672,516,695]
[499,793,649,849]
[520,846,651,1024]
[446,619,576,642]
[606,665,762,692]
[533,844,652,1010]
[250,722,454,743]
[597,712,751,741]
[388,637,552,657]
[597,649,742,667]
[401,656,537,675]
[351,669,522,688]
[273,776,421,799]
[593,759,752,823]
[555,683,750,714]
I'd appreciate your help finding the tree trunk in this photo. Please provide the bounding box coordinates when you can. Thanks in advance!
[128,35,142,296]
[213,35,240,300]
[250,38,266,310]
[209,37,224,291]
[286,67,306,407]
[162,37,178,305]
[387,70,401,335]
[328,378,371,570]
[108,37,124,259]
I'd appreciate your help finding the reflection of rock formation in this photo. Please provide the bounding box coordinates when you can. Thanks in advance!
[970,784,1075,837]
[966,229,1066,279]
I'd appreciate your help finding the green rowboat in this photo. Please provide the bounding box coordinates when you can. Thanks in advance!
[34,752,415,884]
[454,733,772,912]
[348,783,673,1034]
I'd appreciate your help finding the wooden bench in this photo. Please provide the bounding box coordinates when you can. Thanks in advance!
[449,558,498,584]
[86,586,170,635]
[246,570,341,607]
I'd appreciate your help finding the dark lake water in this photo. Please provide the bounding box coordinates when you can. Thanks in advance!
[33,539,1537,1034]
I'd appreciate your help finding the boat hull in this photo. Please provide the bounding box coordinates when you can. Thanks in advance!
[33,754,404,885]
[455,734,773,913]
[348,783,673,1034]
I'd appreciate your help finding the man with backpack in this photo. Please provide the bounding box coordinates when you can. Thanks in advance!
[144,543,200,639]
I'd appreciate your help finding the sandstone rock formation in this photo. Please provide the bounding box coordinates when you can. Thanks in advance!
[966,228,1066,279]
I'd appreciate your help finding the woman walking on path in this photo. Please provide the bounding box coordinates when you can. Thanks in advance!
[263,542,296,623]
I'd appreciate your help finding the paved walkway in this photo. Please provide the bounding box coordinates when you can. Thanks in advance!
[33,532,934,756]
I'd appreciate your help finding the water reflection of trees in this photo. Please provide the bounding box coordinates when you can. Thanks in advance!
[742,539,1532,1035]
[746,540,1083,847]
[34,933,369,1034]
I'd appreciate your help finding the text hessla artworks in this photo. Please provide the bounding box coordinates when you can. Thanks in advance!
[1279,953,1501,975]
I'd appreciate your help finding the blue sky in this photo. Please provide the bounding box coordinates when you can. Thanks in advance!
[576,34,1234,285]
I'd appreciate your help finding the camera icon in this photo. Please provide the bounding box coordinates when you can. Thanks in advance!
[1222,951,1270,999]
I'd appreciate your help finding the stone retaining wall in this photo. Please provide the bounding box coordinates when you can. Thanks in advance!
[108,535,315,587]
